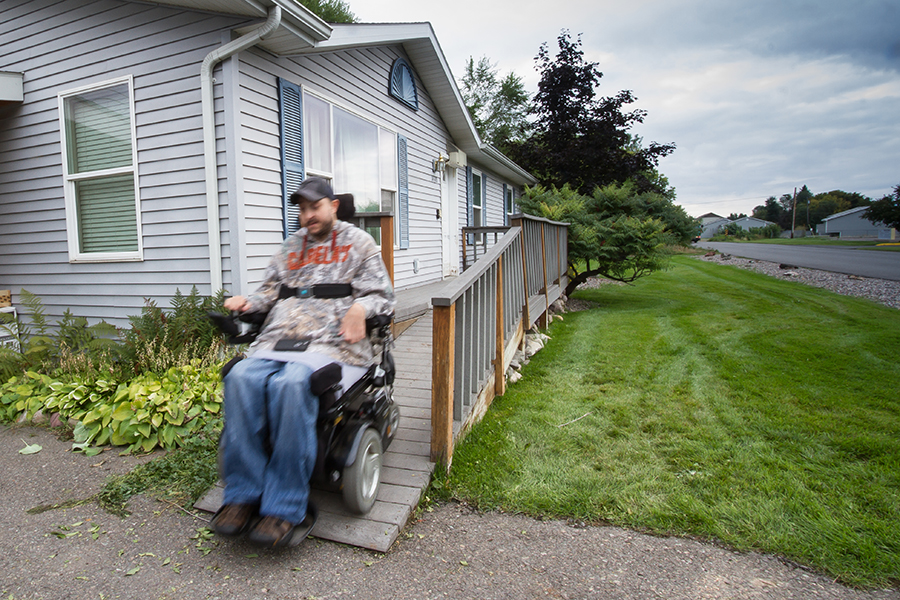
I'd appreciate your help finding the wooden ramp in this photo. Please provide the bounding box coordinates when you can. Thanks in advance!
[195,311,436,553]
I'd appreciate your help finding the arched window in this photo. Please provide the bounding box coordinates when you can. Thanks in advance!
[389,58,418,111]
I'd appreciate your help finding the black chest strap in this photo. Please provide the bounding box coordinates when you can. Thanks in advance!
[278,283,353,300]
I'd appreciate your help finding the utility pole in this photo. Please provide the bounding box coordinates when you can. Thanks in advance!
[790,187,797,238]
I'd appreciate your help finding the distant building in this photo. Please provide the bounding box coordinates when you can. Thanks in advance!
[816,207,895,239]
[730,216,773,231]
[699,216,775,239]
[698,212,725,225]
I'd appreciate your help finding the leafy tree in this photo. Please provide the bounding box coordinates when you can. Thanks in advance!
[795,185,813,229]
[727,213,748,220]
[752,197,783,224]
[460,56,529,151]
[808,193,851,228]
[518,183,685,295]
[822,189,872,209]
[506,30,674,195]
[298,0,356,23]
[863,184,900,230]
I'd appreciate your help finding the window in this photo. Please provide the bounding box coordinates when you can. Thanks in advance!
[279,80,408,246]
[504,184,515,225]
[389,58,418,111]
[468,168,486,244]
[59,76,141,262]
[303,91,398,215]
[472,170,483,229]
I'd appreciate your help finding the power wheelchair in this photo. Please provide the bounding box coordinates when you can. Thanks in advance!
[209,300,400,516]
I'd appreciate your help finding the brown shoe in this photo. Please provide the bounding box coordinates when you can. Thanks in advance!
[247,515,296,547]
[248,505,318,547]
[211,503,258,537]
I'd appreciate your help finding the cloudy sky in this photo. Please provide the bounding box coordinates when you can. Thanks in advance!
[350,0,899,218]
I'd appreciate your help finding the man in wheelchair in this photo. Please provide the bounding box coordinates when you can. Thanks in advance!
[212,177,395,547]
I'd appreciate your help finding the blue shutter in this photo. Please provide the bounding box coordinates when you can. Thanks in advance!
[502,183,509,226]
[466,166,474,244]
[481,173,488,226]
[398,134,409,249]
[279,78,304,238]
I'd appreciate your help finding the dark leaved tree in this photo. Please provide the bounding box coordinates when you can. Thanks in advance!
[506,30,674,195]
[863,184,900,230]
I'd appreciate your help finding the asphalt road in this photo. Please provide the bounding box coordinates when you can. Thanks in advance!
[697,241,900,281]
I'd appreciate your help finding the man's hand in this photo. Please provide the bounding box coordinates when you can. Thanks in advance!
[340,303,367,344]
[224,296,249,312]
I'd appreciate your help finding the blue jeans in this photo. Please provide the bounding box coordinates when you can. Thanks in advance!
[221,357,318,524]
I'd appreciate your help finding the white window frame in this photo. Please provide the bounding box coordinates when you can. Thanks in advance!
[58,75,142,263]
[471,168,484,243]
[505,186,515,223]
[301,88,400,245]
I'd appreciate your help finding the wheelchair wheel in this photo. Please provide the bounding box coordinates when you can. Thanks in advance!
[342,427,382,514]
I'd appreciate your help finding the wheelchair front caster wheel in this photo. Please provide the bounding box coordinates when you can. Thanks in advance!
[342,428,382,514]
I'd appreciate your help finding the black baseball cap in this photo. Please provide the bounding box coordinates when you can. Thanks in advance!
[290,177,335,205]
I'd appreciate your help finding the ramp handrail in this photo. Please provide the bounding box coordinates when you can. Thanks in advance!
[430,214,568,466]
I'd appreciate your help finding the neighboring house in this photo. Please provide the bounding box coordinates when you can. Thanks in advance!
[0,0,536,327]
[698,212,725,226]
[699,218,731,239]
[699,216,775,239]
[730,216,773,231]
[816,206,895,239]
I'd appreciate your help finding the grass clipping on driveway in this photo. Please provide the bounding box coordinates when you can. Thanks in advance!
[433,255,899,587]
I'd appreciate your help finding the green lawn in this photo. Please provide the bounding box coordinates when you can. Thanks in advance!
[433,255,900,587]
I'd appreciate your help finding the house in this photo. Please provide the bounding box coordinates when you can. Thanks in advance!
[699,215,775,239]
[0,0,537,328]
[816,206,895,239]
[730,216,774,231]
[698,212,725,226]
[699,218,730,239]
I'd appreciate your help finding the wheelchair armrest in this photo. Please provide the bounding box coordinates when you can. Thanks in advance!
[208,311,267,345]
[365,313,393,333]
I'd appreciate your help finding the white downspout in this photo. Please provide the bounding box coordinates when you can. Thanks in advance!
[201,6,282,293]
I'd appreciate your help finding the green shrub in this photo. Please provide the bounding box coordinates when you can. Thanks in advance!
[1,361,224,454]
[120,287,227,376]
[0,287,232,454]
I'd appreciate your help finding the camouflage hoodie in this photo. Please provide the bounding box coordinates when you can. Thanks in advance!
[243,220,395,366]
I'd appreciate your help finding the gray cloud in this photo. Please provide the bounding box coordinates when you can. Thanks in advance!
[352,0,900,216]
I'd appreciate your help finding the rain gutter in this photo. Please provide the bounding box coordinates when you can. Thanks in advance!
[201,5,282,293]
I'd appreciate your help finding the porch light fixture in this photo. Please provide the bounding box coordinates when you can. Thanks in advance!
[432,154,448,173]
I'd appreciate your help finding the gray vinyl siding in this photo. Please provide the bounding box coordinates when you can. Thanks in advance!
[0,0,530,329]
[0,0,247,326]
[235,44,451,292]
[455,161,521,268]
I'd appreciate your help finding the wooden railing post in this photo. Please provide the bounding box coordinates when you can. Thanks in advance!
[431,303,455,467]
[380,215,394,284]
[513,217,531,335]
[538,222,550,329]
[494,254,506,397]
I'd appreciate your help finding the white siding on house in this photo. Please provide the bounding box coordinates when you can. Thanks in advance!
[0,0,247,325]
